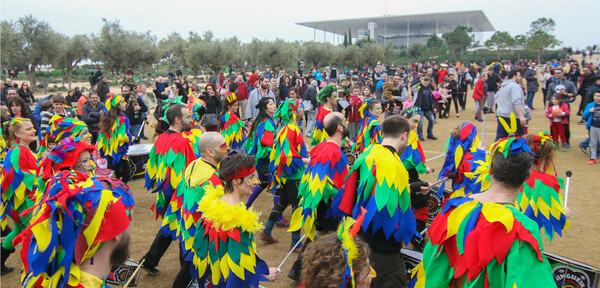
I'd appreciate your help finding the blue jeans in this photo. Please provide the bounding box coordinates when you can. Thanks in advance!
[495,116,525,141]
[526,91,536,109]
[417,110,436,139]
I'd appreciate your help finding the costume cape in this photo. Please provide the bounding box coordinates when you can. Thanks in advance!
[220,112,245,151]
[310,106,332,146]
[517,170,569,241]
[145,130,196,220]
[400,131,428,174]
[329,143,417,246]
[352,115,382,154]
[192,186,269,287]
[269,123,307,187]
[409,197,555,288]
[160,158,222,258]
[438,123,487,197]
[1,144,38,229]
[289,141,349,241]
[243,118,276,171]
[183,127,204,158]
[97,114,132,166]
[16,171,134,288]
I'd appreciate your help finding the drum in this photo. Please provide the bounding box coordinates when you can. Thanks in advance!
[345,151,360,167]
[127,143,153,180]
[402,249,423,279]
[544,251,600,288]
[427,186,451,223]
[107,259,142,287]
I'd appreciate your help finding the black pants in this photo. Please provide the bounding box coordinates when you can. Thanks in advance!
[172,260,192,288]
[458,91,467,109]
[90,131,99,145]
[371,251,408,288]
[143,231,184,268]
[450,93,460,114]
[107,156,131,183]
[266,179,301,224]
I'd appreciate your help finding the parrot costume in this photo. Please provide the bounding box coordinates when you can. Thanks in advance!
[352,98,382,153]
[220,93,245,151]
[96,94,132,167]
[310,84,336,146]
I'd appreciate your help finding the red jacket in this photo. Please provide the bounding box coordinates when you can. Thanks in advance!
[545,103,570,125]
[236,81,250,101]
[473,78,485,100]
[347,95,363,122]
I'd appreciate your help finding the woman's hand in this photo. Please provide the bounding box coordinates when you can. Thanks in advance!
[265,268,279,282]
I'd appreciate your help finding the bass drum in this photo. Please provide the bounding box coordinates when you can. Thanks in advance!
[344,151,360,167]
[127,143,153,180]
[106,259,141,287]
[426,186,451,224]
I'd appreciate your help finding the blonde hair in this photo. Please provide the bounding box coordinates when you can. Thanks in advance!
[5,117,32,147]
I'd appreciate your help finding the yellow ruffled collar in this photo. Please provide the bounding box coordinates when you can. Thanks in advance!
[199,186,263,233]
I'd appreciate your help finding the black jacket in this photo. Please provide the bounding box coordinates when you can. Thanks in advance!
[82,102,103,131]
[413,83,435,112]
[97,81,110,102]
[302,86,318,109]
[125,96,148,126]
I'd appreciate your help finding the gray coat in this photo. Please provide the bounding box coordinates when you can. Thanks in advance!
[546,79,576,103]
[496,79,525,119]
[524,68,539,93]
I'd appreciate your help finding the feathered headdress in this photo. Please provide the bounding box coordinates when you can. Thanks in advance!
[402,106,422,119]
[498,112,518,136]
[490,135,532,159]
[338,207,367,288]
[103,93,123,114]
[437,122,480,194]
[161,96,184,122]
[225,92,238,107]
[190,100,207,122]
[529,131,556,174]
[359,98,377,119]
[39,136,96,180]
[317,84,336,103]
[39,115,88,155]
[275,98,302,124]
[16,171,134,288]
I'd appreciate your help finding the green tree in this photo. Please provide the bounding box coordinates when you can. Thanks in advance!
[158,32,186,72]
[526,18,561,64]
[5,15,61,88]
[442,25,473,57]
[343,32,348,47]
[340,44,364,68]
[348,28,352,45]
[257,39,297,70]
[362,43,384,65]
[301,42,336,68]
[1,21,23,70]
[512,34,528,59]
[485,31,514,61]
[55,34,91,89]
[407,43,425,59]
[185,32,241,76]
[426,35,447,56]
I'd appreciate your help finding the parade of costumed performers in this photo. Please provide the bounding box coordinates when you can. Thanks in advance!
[311,84,338,147]
[192,154,279,287]
[329,115,418,287]
[259,98,308,248]
[243,97,277,208]
[14,170,134,288]
[1,116,38,275]
[301,211,377,288]
[436,122,487,198]
[286,112,350,282]
[168,132,227,287]
[140,103,196,276]
[517,132,569,241]
[219,92,245,152]
[97,93,132,182]
[352,98,383,153]
[409,136,556,288]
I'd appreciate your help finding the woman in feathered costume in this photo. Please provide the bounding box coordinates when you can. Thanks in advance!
[517,132,569,241]
[243,97,277,207]
[259,99,308,247]
[311,84,338,146]
[352,98,383,153]
[183,100,206,158]
[15,170,134,288]
[409,136,555,288]
[437,122,487,198]
[219,92,245,152]
[38,136,96,183]
[1,117,38,275]
[97,94,132,182]
[192,154,279,287]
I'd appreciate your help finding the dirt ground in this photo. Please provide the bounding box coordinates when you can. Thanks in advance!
[2,82,599,287]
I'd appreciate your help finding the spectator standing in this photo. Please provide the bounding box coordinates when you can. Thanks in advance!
[246,77,276,120]
[412,77,437,141]
[583,91,600,164]
[82,92,102,144]
[18,82,34,104]
[40,95,76,136]
[302,80,319,137]
[200,83,221,132]
[234,74,250,119]
[76,91,88,119]
[546,94,570,151]
[578,66,597,117]
[96,75,110,102]
[473,73,488,121]
[495,70,527,140]
[456,67,472,111]
[486,69,501,112]
[248,69,259,91]
[546,69,576,145]
[524,62,539,110]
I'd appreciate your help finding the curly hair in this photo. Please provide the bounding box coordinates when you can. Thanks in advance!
[301,232,370,288]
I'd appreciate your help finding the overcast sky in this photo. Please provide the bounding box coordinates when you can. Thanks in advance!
[1,0,597,49]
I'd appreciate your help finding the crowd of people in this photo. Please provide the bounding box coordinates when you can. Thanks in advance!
[0,55,598,288]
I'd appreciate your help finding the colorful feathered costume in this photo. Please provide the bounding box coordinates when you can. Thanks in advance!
[517,132,569,241]
[161,158,222,258]
[438,122,487,198]
[400,131,428,174]
[329,143,417,246]
[243,117,276,171]
[38,136,96,182]
[352,98,382,153]
[38,115,89,157]
[409,197,555,288]
[220,93,245,151]
[311,84,336,146]
[145,130,196,220]
[289,141,349,241]
[192,185,270,287]
[183,101,207,158]
[16,170,134,288]
[97,94,132,166]
[269,99,307,187]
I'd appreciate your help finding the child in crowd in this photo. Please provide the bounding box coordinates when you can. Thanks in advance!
[583,91,600,164]
[438,81,450,118]
[347,86,363,141]
[546,94,570,151]
[403,94,414,110]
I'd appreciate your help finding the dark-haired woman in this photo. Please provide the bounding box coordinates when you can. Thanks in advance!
[243,97,276,207]
[278,75,292,102]
[200,83,221,132]
[97,94,132,182]
[18,82,34,104]
[192,154,279,286]
[6,97,39,151]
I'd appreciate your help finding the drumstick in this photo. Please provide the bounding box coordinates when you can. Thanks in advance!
[427,153,446,161]
[564,171,572,209]
[123,258,145,288]
[277,234,306,271]
[427,173,456,189]
[136,121,145,140]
